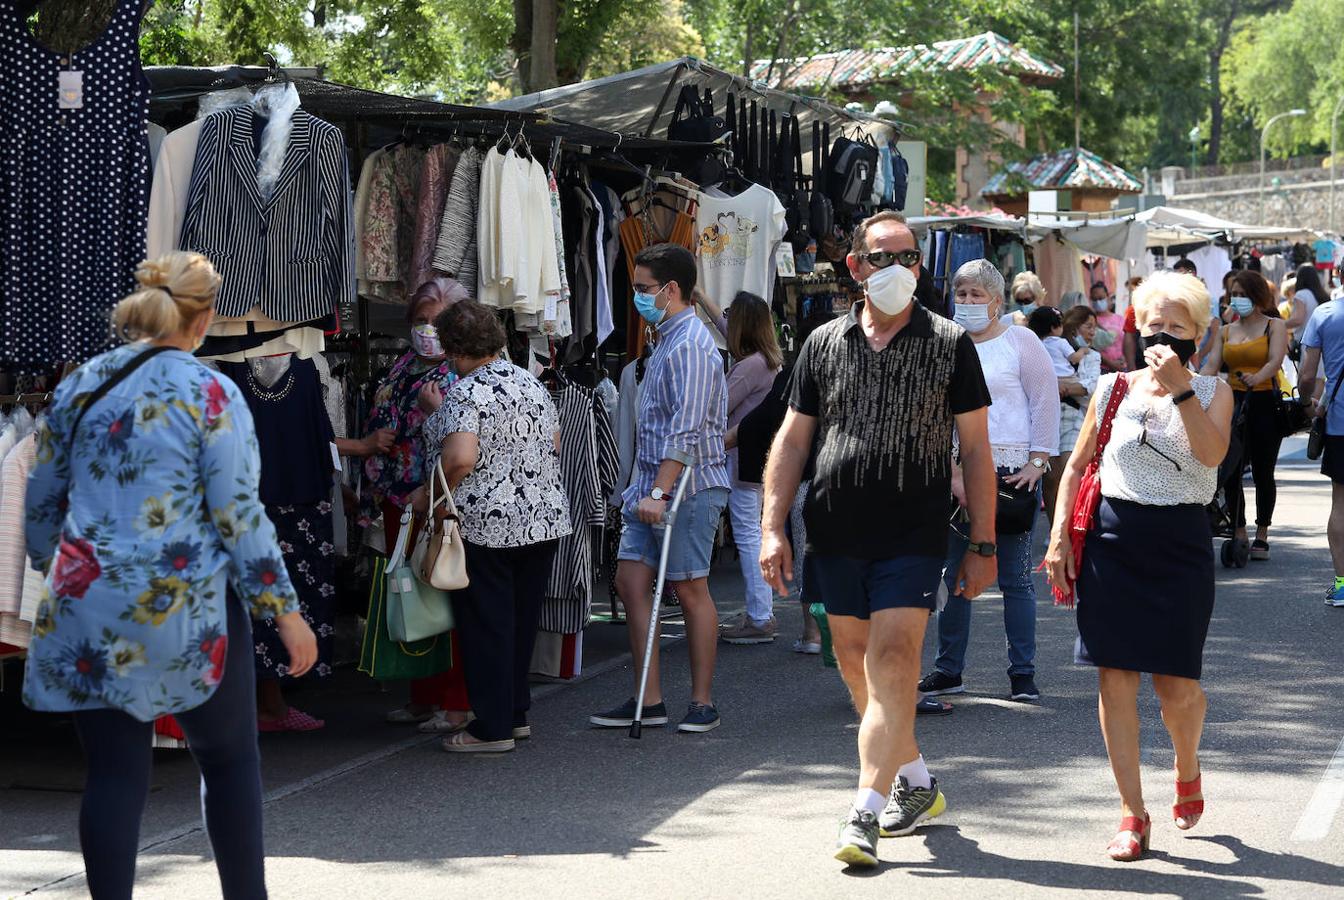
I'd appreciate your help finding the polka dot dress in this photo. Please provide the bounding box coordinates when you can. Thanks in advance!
[0,0,150,371]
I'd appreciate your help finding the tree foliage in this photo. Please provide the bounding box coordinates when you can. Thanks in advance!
[1223,0,1344,158]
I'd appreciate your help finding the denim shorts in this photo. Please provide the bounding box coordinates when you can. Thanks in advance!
[805,553,944,620]
[618,487,729,582]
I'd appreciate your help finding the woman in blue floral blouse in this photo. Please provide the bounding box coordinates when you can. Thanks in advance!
[23,253,316,900]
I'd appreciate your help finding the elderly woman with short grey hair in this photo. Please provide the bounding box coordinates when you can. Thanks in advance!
[918,259,1061,704]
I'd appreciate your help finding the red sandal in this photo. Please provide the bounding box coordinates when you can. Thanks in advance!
[1107,812,1150,862]
[1173,772,1204,830]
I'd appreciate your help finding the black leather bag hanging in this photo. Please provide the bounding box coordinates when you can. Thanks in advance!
[784,119,812,252]
[890,142,910,210]
[667,84,727,144]
[809,122,834,239]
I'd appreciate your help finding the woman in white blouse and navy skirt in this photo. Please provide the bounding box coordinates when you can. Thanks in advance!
[920,260,1060,703]
[1046,271,1234,862]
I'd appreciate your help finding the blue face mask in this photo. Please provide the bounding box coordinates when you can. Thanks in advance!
[633,284,668,325]
[1229,297,1254,317]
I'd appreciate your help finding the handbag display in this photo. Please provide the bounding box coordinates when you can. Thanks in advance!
[1307,373,1344,460]
[414,463,469,592]
[1052,374,1130,608]
[386,508,454,644]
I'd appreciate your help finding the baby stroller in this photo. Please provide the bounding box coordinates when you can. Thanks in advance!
[1209,394,1250,568]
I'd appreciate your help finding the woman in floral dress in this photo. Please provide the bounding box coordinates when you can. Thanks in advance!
[362,277,474,732]
[23,253,315,898]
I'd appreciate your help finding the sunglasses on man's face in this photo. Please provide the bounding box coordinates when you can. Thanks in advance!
[859,249,921,269]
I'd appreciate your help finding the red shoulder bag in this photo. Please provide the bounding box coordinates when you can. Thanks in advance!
[1052,374,1129,608]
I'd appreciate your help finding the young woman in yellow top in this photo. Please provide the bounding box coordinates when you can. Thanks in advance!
[1200,270,1289,560]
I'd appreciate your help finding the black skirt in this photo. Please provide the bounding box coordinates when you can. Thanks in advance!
[1074,497,1214,680]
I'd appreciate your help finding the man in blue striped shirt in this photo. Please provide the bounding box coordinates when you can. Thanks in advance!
[589,244,730,734]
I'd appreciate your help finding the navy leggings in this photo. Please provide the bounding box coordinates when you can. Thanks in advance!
[71,599,268,900]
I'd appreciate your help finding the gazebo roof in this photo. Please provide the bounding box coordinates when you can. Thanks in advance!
[982,147,1143,197]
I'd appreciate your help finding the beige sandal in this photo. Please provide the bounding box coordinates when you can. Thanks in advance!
[441,731,515,754]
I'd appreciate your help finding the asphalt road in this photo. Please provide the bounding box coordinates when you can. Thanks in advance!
[4,462,1344,899]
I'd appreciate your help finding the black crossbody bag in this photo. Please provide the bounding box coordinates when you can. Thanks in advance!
[1307,371,1344,461]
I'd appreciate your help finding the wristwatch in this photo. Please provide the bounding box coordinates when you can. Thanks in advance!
[1029,458,1049,472]
[650,487,668,501]
[968,541,997,558]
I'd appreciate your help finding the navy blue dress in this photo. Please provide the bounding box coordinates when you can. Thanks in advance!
[219,358,338,681]
[0,0,150,370]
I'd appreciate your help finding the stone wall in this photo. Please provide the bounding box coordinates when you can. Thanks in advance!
[1166,163,1344,232]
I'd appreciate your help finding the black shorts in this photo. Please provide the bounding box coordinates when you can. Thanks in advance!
[1322,435,1344,485]
[804,553,943,620]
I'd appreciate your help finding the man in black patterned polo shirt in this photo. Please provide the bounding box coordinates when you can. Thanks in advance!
[759,211,998,867]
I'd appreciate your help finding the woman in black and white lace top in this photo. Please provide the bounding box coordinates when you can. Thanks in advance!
[1045,270,1234,862]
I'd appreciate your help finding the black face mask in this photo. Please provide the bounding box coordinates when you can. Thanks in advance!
[1143,331,1198,366]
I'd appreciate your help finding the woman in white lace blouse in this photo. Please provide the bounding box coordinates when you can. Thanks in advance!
[919,260,1060,704]
[1045,270,1233,862]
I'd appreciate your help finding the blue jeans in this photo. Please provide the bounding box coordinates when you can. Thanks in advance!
[935,519,1037,678]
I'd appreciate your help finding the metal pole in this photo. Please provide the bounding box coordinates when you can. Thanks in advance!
[1073,8,1081,152]
[1259,109,1307,224]
[1331,94,1344,233]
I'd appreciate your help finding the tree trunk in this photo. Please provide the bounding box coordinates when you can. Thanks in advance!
[312,2,327,29]
[742,22,757,78]
[511,0,534,92]
[529,0,559,91]
[1207,47,1224,166]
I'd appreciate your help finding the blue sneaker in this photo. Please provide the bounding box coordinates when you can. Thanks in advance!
[677,702,721,733]
[1327,582,1344,608]
[589,697,667,728]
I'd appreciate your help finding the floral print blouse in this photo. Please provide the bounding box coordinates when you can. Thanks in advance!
[422,359,571,549]
[361,351,457,522]
[23,344,300,722]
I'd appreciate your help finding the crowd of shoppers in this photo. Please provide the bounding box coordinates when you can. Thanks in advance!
[24,217,1337,892]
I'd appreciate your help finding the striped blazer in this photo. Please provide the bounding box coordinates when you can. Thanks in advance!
[180,107,354,321]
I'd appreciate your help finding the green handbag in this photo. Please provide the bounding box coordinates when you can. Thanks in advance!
[358,555,454,682]
[385,508,454,643]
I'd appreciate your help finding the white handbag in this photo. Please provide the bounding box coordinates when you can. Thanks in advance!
[413,464,470,591]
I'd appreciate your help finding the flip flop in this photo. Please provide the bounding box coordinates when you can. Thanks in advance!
[258,708,325,732]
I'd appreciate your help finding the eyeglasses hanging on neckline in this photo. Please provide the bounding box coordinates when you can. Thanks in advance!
[1138,410,1182,472]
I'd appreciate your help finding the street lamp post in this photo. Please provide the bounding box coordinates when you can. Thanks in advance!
[1260,108,1307,224]
[1331,94,1344,233]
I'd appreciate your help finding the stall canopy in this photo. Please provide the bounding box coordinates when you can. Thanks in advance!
[488,57,901,145]
[908,214,1026,235]
[144,66,661,150]
[1135,205,1316,244]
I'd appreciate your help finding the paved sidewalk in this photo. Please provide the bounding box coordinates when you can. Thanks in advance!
[4,470,1344,898]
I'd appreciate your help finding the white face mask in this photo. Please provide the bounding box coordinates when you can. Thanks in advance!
[864,263,917,316]
[953,301,995,333]
[411,323,444,359]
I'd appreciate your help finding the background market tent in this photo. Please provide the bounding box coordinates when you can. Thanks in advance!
[487,57,901,165]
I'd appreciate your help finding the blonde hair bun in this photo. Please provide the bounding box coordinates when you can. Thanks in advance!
[135,261,172,290]
[112,252,221,343]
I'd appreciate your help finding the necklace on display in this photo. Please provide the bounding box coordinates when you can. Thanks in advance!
[247,369,295,402]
